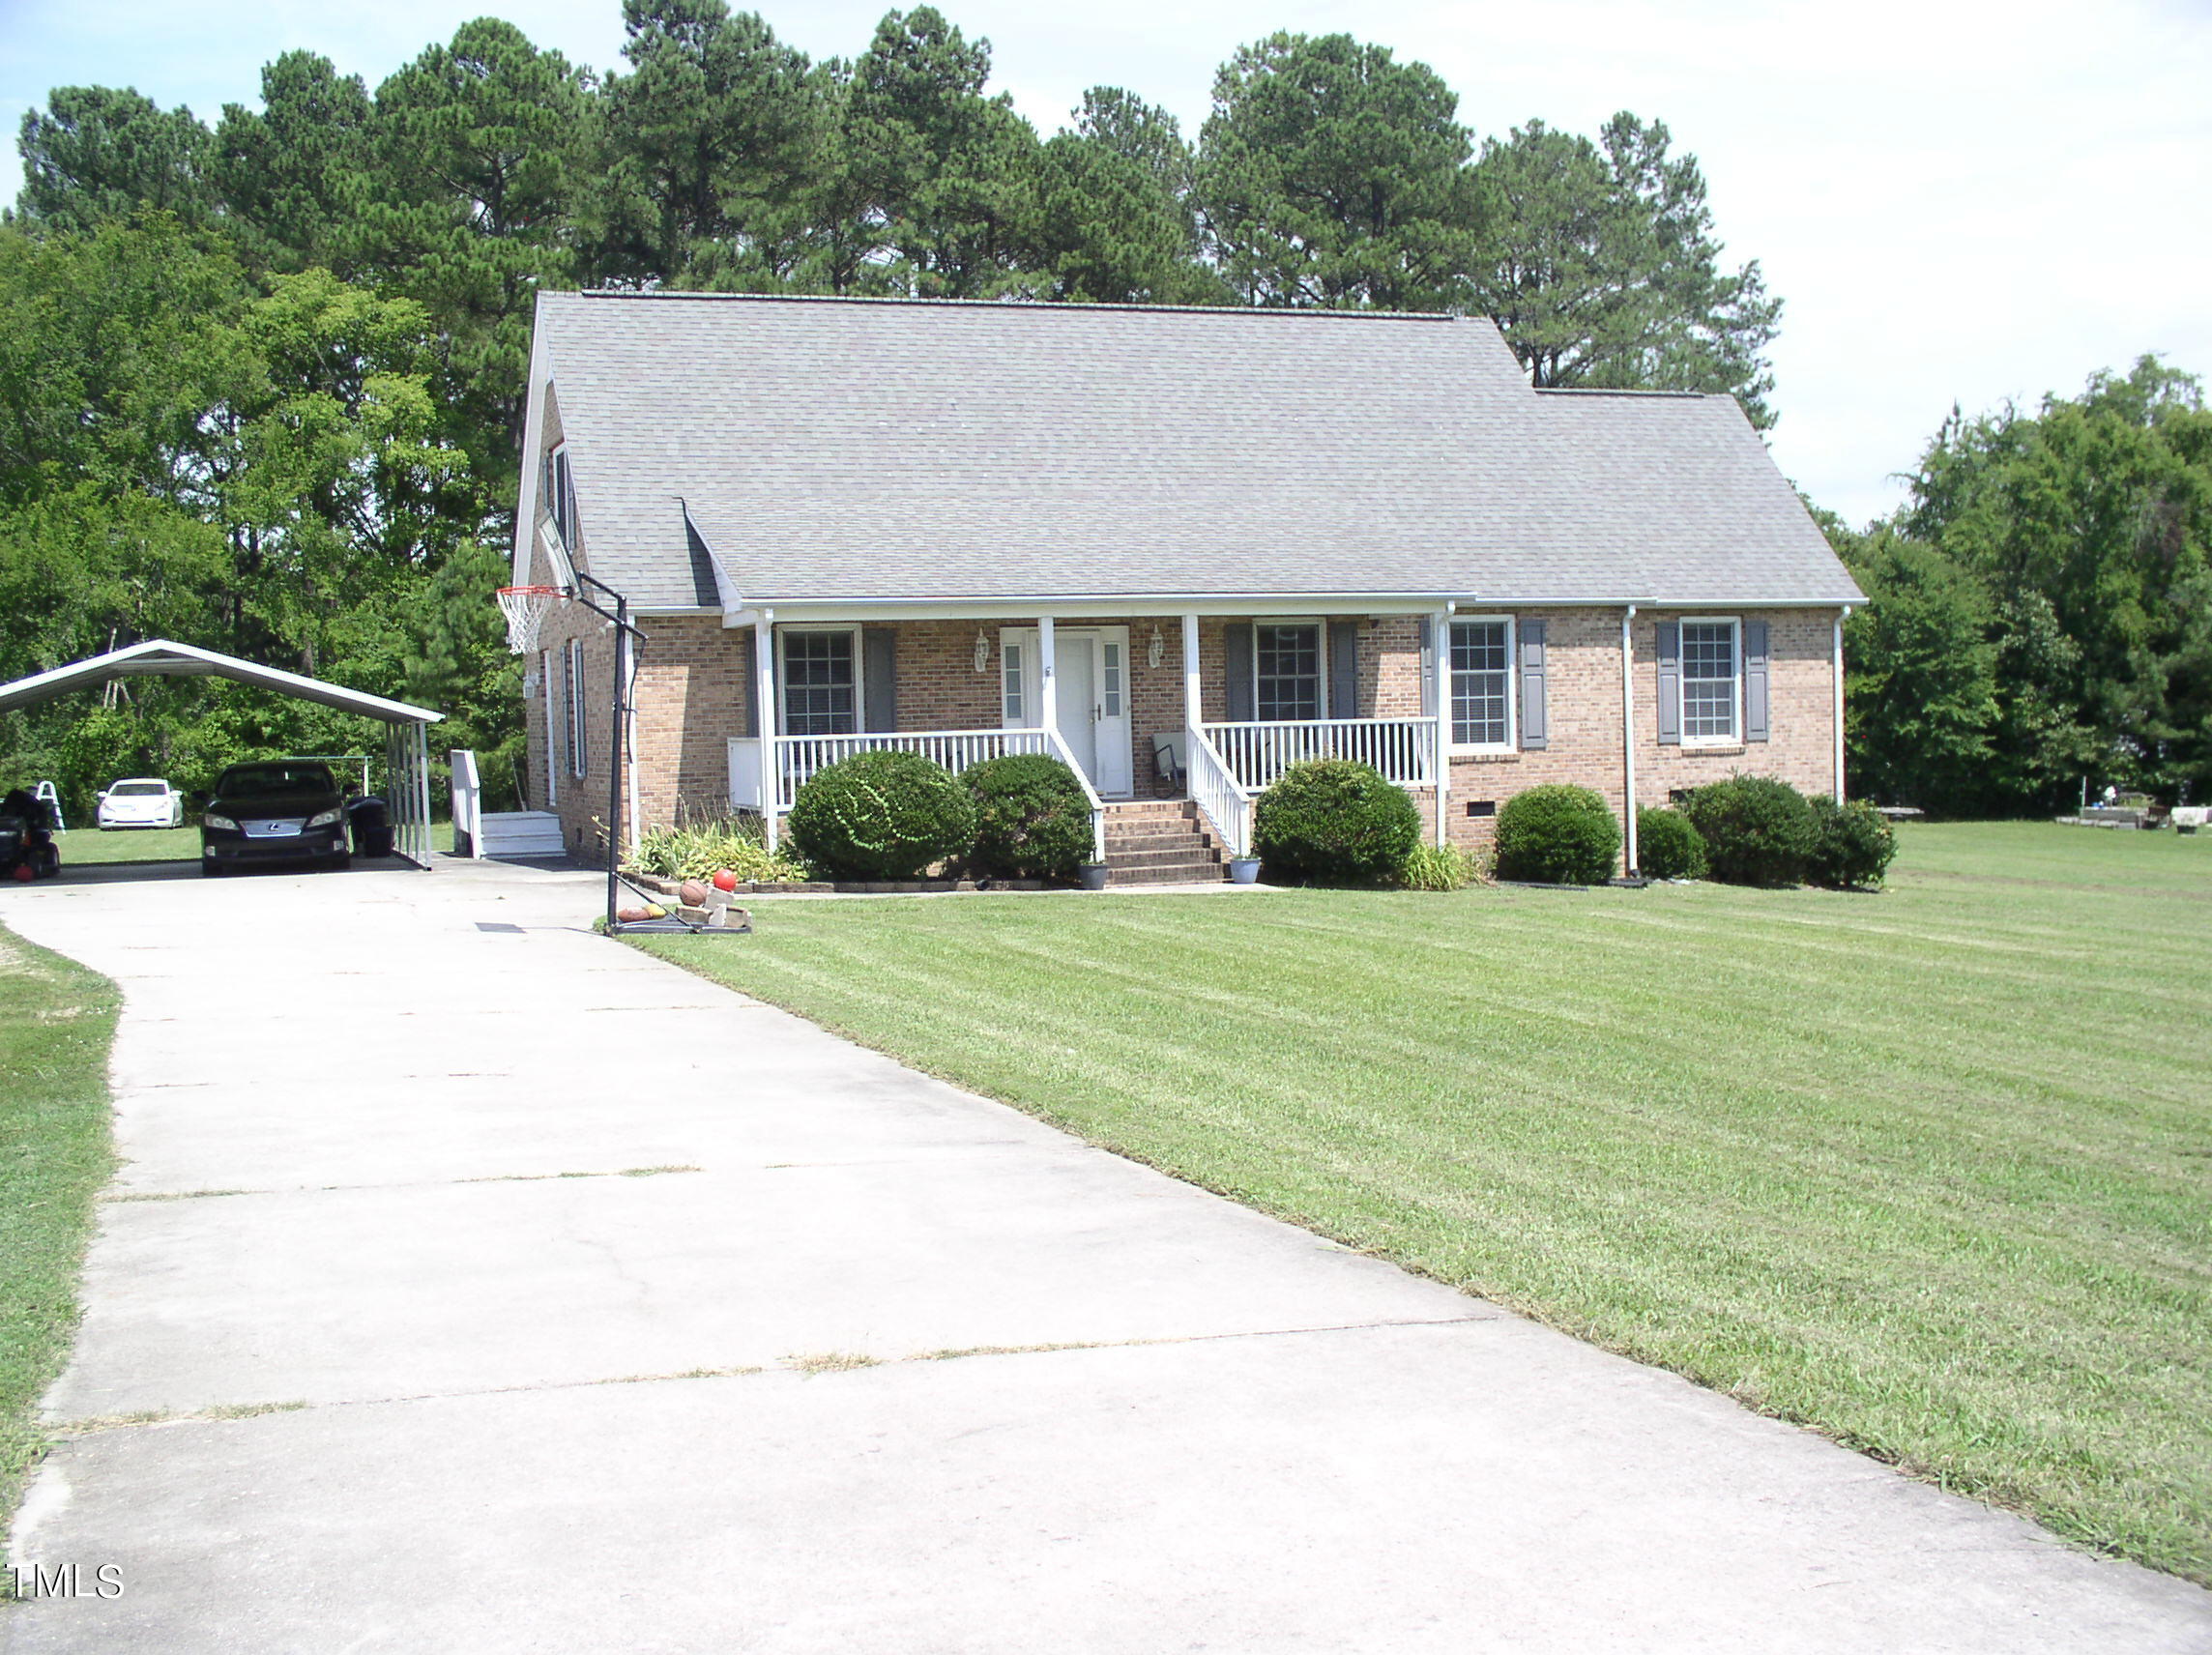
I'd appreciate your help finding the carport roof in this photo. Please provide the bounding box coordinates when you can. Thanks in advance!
[0,640,443,723]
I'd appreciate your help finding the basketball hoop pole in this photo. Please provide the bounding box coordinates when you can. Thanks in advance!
[565,570,647,938]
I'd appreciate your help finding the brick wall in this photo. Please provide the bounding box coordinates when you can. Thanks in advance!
[518,604,1842,867]
[1424,606,1840,866]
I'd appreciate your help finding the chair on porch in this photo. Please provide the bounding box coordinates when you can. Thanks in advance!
[1150,732,1187,796]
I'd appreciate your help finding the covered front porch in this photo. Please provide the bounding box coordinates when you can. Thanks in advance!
[721,609,1447,860]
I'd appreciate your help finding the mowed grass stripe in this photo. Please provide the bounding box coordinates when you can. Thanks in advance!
[635,822,2212,1581]
[0,922,118,1559]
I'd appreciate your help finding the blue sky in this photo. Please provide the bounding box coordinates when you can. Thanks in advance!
[5,0,2209,528]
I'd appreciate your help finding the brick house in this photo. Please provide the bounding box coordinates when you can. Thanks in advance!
[510,290,1862,882]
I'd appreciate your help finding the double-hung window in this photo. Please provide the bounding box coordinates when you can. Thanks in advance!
[1449,618,1514,748]
[545,446,578,550]
[781,630,858,736]
[1254,623,1323,720]
[1680,619,1740,742]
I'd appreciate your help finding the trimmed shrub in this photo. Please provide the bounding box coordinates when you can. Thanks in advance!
[1493,784,1620,884]
[1807,796,1898,889]
[1679,775,1819,887]
[1252,758,1423,883]
[962,753,1093,880]
[628,815,810,884]
[787,749,975,880]
[1400,841,1482,890]
[1636,806,1708,880]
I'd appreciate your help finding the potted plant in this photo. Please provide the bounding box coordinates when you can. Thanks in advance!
[1078,860,1110,890]
[1227,855,1261,885]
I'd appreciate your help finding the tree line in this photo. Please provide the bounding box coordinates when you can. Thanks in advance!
[1830,359,2212,813]
[0,2,1780,814]
[8,2,2197,820]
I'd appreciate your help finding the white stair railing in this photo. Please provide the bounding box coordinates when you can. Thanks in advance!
[1198,717,1437,791]
[1038,728,1107,863]
[1186,724,1252,859]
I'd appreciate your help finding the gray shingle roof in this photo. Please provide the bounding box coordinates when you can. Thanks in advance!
[537,291,1861,610]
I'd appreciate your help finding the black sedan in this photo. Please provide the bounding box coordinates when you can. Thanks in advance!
[200,761,353,876]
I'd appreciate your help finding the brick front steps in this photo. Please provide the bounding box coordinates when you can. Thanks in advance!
[1102,799,1230,886]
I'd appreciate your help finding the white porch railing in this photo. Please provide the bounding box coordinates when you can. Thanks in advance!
[726,727,1103,863]
[1186,725,1253,859]
[1200,717,1437,792]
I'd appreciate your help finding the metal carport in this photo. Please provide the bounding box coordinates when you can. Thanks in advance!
[0,639,444,869]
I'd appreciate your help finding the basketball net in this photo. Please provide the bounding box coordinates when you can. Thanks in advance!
[496,586,565,655]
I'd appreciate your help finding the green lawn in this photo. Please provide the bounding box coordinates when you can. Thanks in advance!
[0,923,117,1560]
[636,822,2212,1582]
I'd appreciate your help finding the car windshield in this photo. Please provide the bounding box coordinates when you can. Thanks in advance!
[109,781,167,798]
[218,764,337,798]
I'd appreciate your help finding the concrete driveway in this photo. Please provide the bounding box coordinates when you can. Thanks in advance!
[2,857,2206,1653]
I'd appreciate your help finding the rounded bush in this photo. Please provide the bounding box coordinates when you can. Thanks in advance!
[1679,775,1819,887]
[1493,784,1620,885]
[787,749,975,880]
[1807,796,1897,889]
[962,753,1093,880]
[1636,806,1708,880]
[1252,758,1422,883]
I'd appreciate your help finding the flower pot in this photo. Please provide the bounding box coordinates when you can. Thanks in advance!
[1228,857,1261,885]
[1078,862,1110,890]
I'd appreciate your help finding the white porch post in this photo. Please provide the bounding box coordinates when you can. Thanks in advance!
[1835,605,1851,801]
[1180,612,1202,735]
[754,611,777,851]
[1433,607,1451,846]
[1037,614,1058,737]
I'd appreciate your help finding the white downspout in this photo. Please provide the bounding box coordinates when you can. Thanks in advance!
[1834,605,1851,801]
[754,610,777,851]
[1621,605,1639,876]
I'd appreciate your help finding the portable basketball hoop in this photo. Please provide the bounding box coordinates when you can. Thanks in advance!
[496,585,566,654]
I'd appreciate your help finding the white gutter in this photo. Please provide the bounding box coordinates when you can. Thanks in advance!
[1621,606,1639,876]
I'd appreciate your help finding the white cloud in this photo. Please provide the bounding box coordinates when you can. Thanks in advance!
[4,0,2207,526]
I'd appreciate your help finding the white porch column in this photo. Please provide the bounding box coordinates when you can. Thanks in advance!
[1835,605,1851,800]
[753,611,777,851]
[1180,612,1202,733]
[1037,614,1058,737]
[1621,605,1639,877]
[1433,606,1451,846]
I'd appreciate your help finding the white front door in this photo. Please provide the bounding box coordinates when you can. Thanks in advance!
[1003,626,1132,797]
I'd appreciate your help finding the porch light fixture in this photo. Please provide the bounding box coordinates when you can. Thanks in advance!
[974,630,991,672]
[1148,624,1165,669]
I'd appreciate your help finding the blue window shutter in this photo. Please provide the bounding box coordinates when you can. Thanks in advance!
[862,628,896,733]
[740,632,758,739]
[1743,620,1770,742]
[1518,620,1548,749]
[1657,621,1681,745]
[1225,624,1254,721]
[1327,621,1358,719]
[1418,618,1437,718]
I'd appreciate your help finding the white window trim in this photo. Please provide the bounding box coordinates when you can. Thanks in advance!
[1252,616,1329,720]
[1447,613,1517,754]
[998,632,1028,727]
[775,624,864,738]
[1678,615,1742,747]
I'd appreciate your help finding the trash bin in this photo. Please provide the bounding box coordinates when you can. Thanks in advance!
[346,795,393,857]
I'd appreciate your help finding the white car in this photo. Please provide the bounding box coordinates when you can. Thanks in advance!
[96,777,186,830]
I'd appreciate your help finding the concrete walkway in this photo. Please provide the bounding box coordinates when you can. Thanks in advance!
[3,857,2206,1653]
